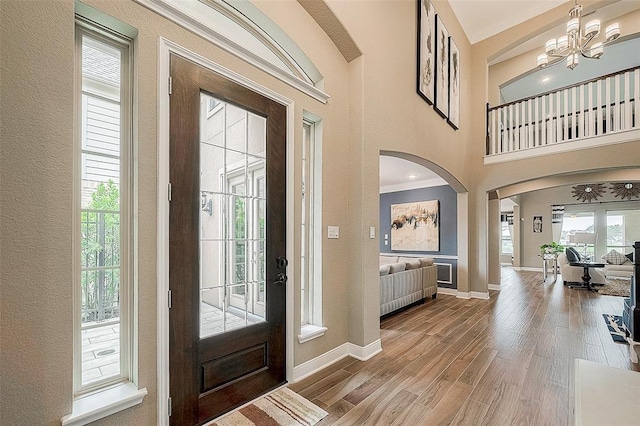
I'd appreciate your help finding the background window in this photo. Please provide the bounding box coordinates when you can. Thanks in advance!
[607,209,640,252]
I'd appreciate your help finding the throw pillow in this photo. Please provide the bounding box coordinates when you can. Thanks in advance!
[626,252,634,263]
[603,249,627,265]
[379,264,391,276]
[565,247,581,263]
[419,257,434,267]
[389,262,406,274]
[405,260,421,270]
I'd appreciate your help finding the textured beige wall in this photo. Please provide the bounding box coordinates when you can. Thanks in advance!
[324,0,474,304]
[1,1,75,424]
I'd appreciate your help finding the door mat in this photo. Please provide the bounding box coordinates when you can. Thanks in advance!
[210,387,328,426]
[602,314,630,343]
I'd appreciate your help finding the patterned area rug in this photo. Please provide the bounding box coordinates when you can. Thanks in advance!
[603,314,630,343]
[210,387,328,426]
[598,278,632,297]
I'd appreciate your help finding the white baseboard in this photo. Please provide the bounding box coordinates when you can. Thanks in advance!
[470,291,490,300]
[488,284,501,291]
[291,339,382,383]
[520,267,543,272]
[437,287,457,296]
[437,288,490,299]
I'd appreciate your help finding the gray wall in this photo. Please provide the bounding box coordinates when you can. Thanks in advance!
[380,185,458,288]
[380,185,457,255]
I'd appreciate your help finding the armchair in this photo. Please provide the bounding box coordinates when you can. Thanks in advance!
[558,253,606,285]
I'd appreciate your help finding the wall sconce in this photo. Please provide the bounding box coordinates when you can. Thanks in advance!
[201,193,213,216]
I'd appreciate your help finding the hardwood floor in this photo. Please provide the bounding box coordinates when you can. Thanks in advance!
[289,269,639,425]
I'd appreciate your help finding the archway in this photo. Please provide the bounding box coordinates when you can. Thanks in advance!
[380,150,471,296]
[487,167,640,285]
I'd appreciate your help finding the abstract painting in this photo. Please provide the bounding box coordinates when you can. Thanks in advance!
[448,36,460,129]
[391,200,440,251]
[417,0,435,104]
[434,14,449,118]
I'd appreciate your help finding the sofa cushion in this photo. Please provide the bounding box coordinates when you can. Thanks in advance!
[380,264,391,276]
[419,257,434,267]
[389,262,406,273]
[603,249,627,265]
[626,252,634,263]
[565,247,581,263]
[405,260,421,270]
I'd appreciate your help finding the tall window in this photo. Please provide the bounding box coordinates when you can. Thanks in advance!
[300,116,324,339]
[561,210,595,257]
[560,211,595,243]
[607,209,640,252]
[75,21,133,394]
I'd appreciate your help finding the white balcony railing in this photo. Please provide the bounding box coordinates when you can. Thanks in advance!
[486,66,639,161]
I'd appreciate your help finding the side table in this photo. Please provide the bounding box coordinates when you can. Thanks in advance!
[541,253,558,282]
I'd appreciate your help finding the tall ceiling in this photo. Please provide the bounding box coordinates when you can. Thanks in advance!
[448,0,568,44]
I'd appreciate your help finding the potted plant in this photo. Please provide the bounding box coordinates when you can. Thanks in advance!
[540,241,564,255]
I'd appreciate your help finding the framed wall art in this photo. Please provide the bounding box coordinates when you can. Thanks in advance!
[390,200,440,251]
[417,0,435,104]
[533,216,543,233]
[434,14,449,118]
[448,36,460,130]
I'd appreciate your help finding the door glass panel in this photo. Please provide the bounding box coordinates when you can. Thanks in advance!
[199,93,267,339]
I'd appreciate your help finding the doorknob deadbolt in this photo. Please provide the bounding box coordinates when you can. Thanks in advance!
[275,273,288,286]
[276,257,288,269]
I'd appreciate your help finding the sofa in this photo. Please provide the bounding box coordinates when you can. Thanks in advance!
[601,249,634,278]
[558,252,606,285]
[379,255,438,317]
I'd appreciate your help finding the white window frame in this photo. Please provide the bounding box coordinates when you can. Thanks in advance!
[298,114,326,343]
[64,4,145,425]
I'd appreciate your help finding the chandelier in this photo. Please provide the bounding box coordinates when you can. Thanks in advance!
[536,0,620,70]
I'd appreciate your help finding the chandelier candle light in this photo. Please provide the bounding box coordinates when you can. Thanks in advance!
[536,0,620,70]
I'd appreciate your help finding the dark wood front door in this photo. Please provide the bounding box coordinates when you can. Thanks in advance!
[169,54,287,425]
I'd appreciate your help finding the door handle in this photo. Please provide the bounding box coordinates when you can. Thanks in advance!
[275,273,288,286]
[276,257,288,269]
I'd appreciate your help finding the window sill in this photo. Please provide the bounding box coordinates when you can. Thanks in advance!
[61,382,147,426]
[298,325,328,343]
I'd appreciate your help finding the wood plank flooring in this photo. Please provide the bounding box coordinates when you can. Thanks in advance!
[289,269,639,425]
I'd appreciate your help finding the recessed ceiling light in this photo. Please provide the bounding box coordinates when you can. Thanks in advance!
[409,174,418,179]
[542,77,550,82]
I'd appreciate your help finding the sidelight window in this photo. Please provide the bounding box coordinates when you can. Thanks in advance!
[299,115,325,342]
[75,22,133,394]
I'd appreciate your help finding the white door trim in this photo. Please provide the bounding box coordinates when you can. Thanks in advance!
[157,37,295,425]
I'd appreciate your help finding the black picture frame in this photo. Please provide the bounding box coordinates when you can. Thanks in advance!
[416,0,435,105]
[448,36,460,130]
[434,14,449,119]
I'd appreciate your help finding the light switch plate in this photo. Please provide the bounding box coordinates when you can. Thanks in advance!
[328,226,339,239]
[369,226,375,239]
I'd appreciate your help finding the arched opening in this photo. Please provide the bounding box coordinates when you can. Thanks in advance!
[379,151,470,297]
[488,168,640,286]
